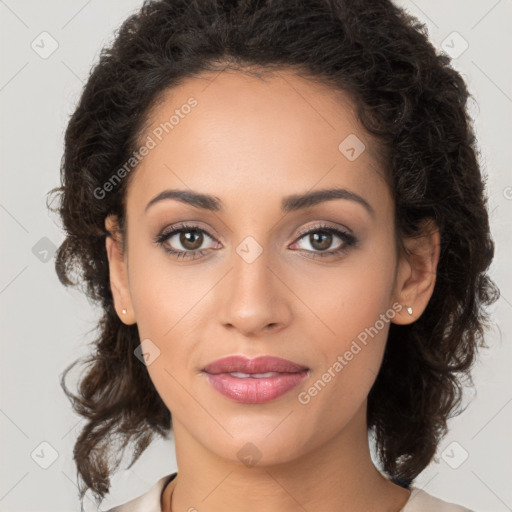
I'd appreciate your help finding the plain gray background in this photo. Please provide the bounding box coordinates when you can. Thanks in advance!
[1,1,511,511]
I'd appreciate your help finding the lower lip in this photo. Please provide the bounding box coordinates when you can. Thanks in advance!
[204,371,309,404]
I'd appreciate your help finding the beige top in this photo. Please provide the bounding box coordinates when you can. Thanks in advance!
[105,473,474,512]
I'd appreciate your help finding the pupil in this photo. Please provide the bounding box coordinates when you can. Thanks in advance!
[312,232,331,250]
[181,230,202,250]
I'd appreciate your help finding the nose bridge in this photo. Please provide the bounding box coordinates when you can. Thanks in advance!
[217,232,291,335]
[234,235,273,296]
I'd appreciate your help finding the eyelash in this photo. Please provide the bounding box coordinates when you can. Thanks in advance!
[154,222,357,261]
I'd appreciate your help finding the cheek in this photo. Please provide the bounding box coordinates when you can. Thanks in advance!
[294,321,389,453]
[294,237,396,413]
[127,241,207,336]
[144,353,190,417]
[292,236,396,350]
[303,313,390,403]
[125,247,210,409]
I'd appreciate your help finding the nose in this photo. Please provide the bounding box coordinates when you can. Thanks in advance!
[216,245,292,338]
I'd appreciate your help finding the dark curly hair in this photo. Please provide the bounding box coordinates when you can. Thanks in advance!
[48,0,500,508]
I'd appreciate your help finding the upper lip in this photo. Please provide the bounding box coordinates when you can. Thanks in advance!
[203,355,309,374]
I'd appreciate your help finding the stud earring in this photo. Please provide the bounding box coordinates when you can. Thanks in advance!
[122,309,127,315]
[406,306,413,315]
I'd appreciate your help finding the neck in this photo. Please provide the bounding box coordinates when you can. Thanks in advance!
[162,405,410,512]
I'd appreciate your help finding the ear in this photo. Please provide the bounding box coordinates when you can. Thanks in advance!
[391,218,441,325]
[105,214,136,325]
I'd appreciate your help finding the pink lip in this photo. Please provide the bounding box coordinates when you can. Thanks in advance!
[203,355,308,374]
[202,356,309,404]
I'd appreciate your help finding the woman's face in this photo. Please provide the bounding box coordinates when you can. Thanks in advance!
[106,69,423,466]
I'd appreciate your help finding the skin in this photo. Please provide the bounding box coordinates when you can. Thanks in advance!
[105,69,440,512]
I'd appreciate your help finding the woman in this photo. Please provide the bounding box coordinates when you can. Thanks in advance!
[49,0,499,510]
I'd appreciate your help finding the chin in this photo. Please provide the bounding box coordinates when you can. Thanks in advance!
[201,420,315,467]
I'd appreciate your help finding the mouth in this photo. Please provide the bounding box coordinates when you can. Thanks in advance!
[202,355,309,404]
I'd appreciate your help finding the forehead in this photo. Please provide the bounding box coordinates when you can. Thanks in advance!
[127,69,390,217]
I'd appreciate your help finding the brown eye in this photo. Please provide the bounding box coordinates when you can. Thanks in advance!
[178,229,204,251]
[292,224,357,259]
[155,223,219,260]
[308,231,333,251]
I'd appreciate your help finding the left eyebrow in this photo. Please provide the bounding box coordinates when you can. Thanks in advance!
[281,187,375,218]
[144,187,375,218]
